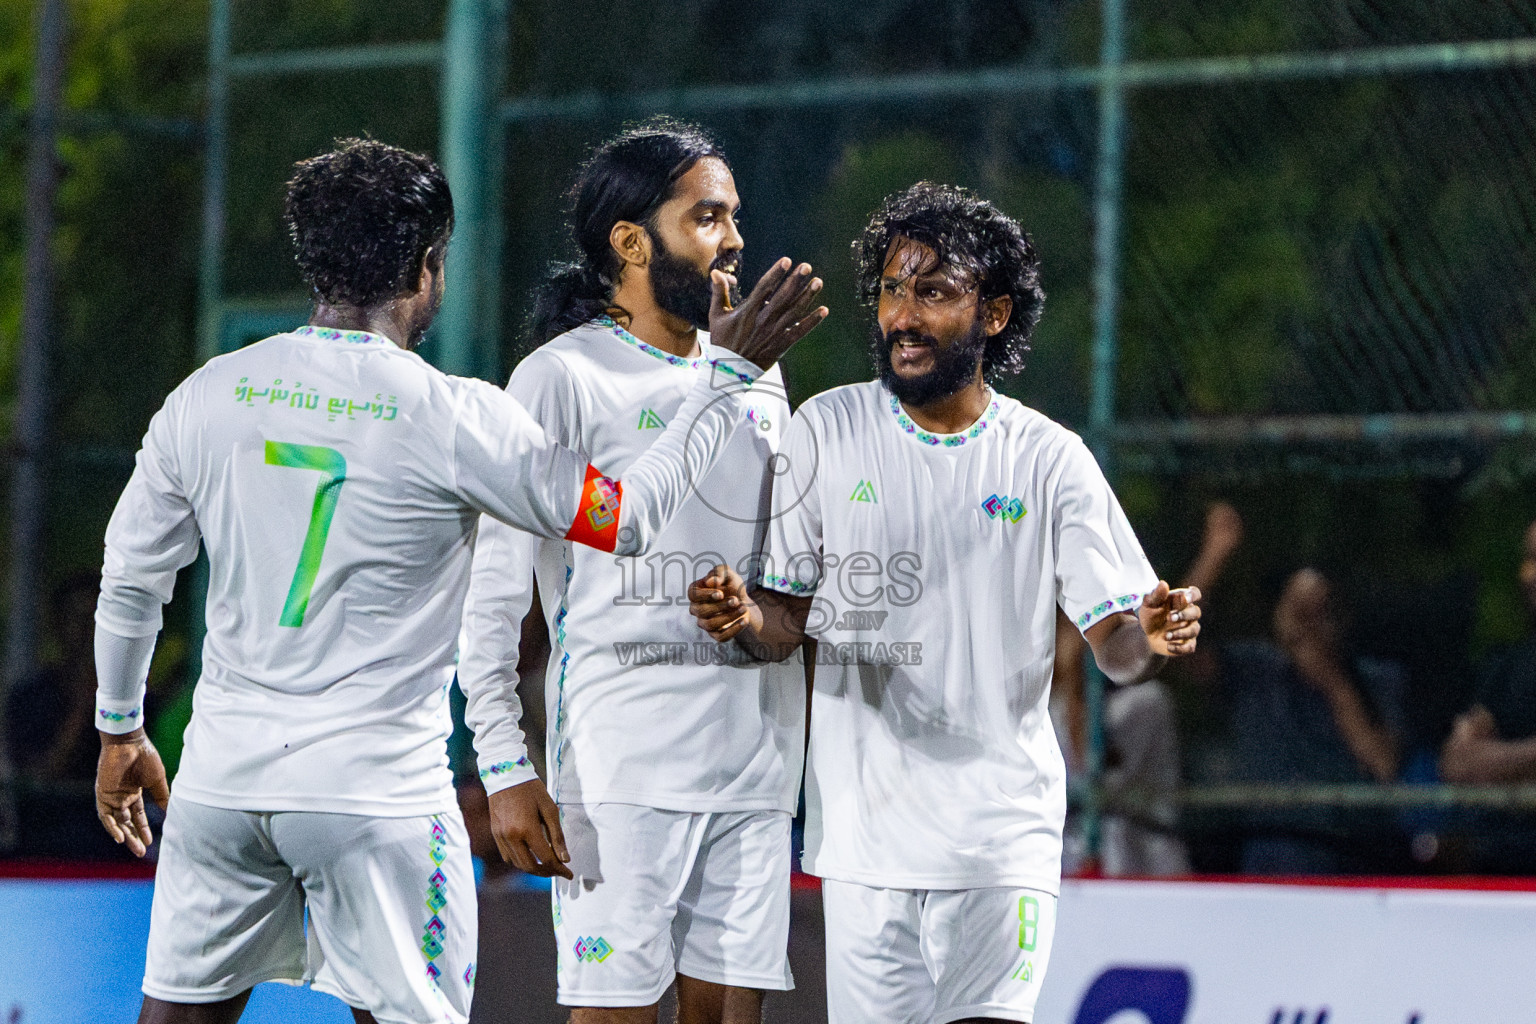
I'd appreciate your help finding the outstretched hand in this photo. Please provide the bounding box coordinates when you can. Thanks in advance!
[96,729,170,858]
[487,778,572,879]
[707,258,828,370]
[1138,581,1203,657]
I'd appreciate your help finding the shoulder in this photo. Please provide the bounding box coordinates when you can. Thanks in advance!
[994,395,1085,454]
[793,380,886,428]
[509,323,618,392]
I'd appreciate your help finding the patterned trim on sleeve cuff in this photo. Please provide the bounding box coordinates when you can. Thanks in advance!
[1075,593,1142,631]
[96,704,143,735]
[761,573,816,596]
[478,757,531,781]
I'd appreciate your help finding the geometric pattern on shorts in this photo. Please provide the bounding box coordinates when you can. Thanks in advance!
[572,936,614,963]
[423,817,449,984]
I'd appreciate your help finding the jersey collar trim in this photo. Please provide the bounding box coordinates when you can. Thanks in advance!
[887,389,1001,449]
[593,315,704,369]
[293,324,397,348]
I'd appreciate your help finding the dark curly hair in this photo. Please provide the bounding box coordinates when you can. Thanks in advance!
[527,117,727,344]
[284,138,455,307]
[854,181,1044,381]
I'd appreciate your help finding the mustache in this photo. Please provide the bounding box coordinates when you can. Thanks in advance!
[710,252,742,276]
[884,329,940,349]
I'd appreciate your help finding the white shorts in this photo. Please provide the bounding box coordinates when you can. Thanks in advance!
[144,797,476,1024]
[822,879,1058,1024]
[552,802,794,1006]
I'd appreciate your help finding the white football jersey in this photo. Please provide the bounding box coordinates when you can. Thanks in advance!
[97,325,759,816]
[763,380,1157,891]
[461,318,805,812]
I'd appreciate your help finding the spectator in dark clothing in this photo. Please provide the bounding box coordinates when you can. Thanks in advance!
[5,572,135,858]
[1191,506,1406,874]
[1439,519,1536,871]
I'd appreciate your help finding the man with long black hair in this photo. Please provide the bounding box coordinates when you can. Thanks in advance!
[690,183,1202,1024]
[91,137,823,1024]
[460,119,820,1024]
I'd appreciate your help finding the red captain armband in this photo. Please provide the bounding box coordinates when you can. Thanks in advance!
[564,464,623,552]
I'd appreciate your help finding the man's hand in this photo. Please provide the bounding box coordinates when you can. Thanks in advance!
[487,778,572,880]
[96,728,171,858]
[1138,581,1203,657]
[707,258,828,370]
[689,563,758,643]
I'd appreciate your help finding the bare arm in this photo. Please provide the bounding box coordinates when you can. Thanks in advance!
[1440,706,1536,784]
[688,563,811,663]
[1290,644,1400,782]
[1183,501,1243,598]
[1083,582,1204,686]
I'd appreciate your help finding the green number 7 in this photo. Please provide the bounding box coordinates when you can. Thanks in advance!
[265,441,347,628]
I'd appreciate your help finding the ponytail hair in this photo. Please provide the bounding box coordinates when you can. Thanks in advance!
[526,117,727,345]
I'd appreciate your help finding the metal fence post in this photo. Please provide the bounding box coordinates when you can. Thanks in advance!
[437,0,508,381]
[1084,0,1130,865]
[187,0,232,692]
[2,0,69,850]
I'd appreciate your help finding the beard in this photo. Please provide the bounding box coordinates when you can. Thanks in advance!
[876,319,987,406]
[650,233,741,331]
[405,262,445,351]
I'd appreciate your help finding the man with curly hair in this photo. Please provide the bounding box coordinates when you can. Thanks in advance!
[689,182,1202,1024]
[90,137,823,1024]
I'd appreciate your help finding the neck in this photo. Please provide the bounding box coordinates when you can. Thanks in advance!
[897,373,991,434]
[310,302,410,349]
[609,275,699,358]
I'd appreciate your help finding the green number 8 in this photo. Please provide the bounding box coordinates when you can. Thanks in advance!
[1018,895,1039,951]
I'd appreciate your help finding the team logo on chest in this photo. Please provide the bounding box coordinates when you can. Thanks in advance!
[982,494,1026,523]
[636,408,666,429]
[746,406,772,431]
[850,480,878,503]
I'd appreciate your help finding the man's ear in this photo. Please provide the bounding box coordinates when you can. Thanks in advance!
[982,293,1013,337]
[415,245,443,296]
[609,220,651,270]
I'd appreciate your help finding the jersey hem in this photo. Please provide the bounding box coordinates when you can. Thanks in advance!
[554,788,798,815]
[143,973,309,1004]
[171,785,458,819]
[935,1002,1038,1024]
[805,861,1061,895]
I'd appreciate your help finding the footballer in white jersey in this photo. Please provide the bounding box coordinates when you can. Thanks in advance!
[460,123,816,1023]
[690,183,1202,1024]
[91,139,826,1024]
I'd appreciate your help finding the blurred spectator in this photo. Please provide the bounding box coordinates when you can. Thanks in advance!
[1438,519,1536,871]
[1053,613,1190,877]
[5,572,131,858]
[1192,504,1407,874]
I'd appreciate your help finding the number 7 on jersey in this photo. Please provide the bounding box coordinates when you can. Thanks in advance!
[265,441,347,628]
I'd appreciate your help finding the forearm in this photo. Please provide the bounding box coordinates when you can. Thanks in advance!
[734,587,812,663]
[1183,546,1233,599]
[1323,681,1399,782]
[459,518,540,795]
[608,354,763,556]
[1086,613,1166,686]
[1443,735,1536,784]
[94,626,157,736]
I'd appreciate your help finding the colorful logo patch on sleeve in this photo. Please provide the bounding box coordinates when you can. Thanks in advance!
[982,494,1027,523]
[564,464,623,552]
[573,936,614,963]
